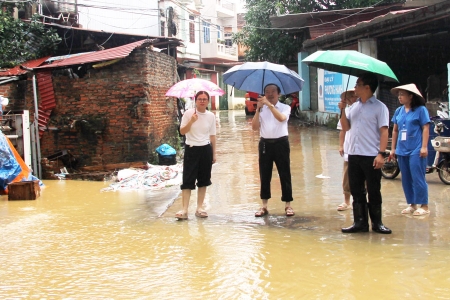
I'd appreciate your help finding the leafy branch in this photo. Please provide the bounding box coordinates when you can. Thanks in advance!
[0,2,61,68]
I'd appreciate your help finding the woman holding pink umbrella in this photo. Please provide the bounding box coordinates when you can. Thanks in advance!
[175,91,217,220]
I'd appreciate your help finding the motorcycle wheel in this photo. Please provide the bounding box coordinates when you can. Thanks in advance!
[381,157,400,179]
[437,160,450,185]
[245,106,250,115]
[293,107,301,119]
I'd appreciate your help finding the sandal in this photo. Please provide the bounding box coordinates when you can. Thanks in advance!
[255,207,268,217]
[401,206,416,214]
[413,207,430,216]
[285,206,295,217]
[175,211,188,220]
[195,210,208,218]
[337,203,352,211]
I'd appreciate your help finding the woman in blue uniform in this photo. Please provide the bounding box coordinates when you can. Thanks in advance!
[389,84,431,216]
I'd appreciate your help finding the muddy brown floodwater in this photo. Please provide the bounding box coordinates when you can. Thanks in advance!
[1,110,450,299]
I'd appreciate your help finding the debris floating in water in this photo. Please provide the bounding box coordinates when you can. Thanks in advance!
[101,163,183,192]
[315,174,330,179]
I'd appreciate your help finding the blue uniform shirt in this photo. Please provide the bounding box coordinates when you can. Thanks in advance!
[346,96,389,156]
[391,105,430,156]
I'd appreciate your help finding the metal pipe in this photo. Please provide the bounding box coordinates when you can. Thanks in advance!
[30,121,38,176]
[390,31,448,42]
[32,75,42,178]
[0,77,19,85]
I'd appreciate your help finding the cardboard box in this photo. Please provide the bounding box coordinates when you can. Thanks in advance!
[8,180,41,200]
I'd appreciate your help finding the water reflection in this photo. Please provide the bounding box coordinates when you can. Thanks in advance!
[1,111,449,298]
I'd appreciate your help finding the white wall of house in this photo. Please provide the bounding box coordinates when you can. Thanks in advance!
[225,86,246,110]
[77,0,160,36]
[236,0,248,13]
[160,0,202,62]
[199,1,238,61]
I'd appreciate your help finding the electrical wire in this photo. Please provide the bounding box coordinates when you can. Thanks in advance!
[31,0,393,39]
[244,0,391,31]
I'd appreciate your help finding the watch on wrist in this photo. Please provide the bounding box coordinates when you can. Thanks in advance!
[378,151,385,155]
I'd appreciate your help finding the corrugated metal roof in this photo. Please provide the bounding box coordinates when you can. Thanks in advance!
[34,39,153,69]
[33,70,57,137]
[311,9,417,41]
[0,56,50,77]
[307,8,411,40]
[269,4,403,29]
[37,71,57,111]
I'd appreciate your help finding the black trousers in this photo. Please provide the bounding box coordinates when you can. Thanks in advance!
[258,137,293,201]
[181,144,212,190]
[348,155,382,205]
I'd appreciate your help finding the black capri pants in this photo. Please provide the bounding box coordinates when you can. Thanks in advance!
[258,136,293,201]
[181,144,213,190]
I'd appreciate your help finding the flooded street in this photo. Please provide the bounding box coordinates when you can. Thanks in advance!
[1,110,450,299]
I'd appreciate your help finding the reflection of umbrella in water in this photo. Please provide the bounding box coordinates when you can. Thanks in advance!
[223,61,304,95]
[302,50,398,82]
[165,78,225,98]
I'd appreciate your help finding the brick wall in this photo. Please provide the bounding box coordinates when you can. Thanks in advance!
[0,80,31,112]
[32,48,180,167]
[0,85,10,98]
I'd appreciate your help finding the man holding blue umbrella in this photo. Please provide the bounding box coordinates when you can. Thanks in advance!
[252,84,295,217]
[338,73,392,234]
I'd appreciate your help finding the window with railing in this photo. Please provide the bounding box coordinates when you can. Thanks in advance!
[189,15,195,43]
[160,21,165,36]
[203,21,210,43]
[199,73,211,81]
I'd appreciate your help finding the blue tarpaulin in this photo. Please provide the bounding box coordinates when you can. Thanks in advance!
[0,134,22,191]
[0,133,43,192]
[156,144,176,156]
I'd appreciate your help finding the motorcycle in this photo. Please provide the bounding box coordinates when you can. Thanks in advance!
[284,93,301,118]
[436,101,449,119]
[381,118,450,184]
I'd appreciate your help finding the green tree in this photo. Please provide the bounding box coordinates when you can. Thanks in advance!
[0,2,61,68]
[233,0,400,63]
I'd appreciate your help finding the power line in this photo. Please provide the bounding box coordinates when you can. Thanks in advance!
[243,0,390,31]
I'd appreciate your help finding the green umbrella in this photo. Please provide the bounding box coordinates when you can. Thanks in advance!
[302,50,399,82]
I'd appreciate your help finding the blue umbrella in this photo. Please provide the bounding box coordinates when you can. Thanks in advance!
[223,61,304,95]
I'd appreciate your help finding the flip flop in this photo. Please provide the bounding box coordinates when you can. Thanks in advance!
[285,206,295,217]
[337,203,352,211]
[175,211,188,220]
[401,206,416,214]
[195,210,208,218]
[255,207,268,217]
[413,207,430,216]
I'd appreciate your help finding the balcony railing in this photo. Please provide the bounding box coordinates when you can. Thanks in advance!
[217,3,235,18]
[222,3,234,11]
[201,41,238,61]
[218,44,237,56]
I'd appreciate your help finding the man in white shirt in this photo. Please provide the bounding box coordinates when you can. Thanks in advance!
[252,84,295,217]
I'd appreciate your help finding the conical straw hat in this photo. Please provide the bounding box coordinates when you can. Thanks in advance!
[391,84,424,100]
[340,88,355,99]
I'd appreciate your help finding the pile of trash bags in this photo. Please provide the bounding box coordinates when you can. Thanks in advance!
[101,163,183,192]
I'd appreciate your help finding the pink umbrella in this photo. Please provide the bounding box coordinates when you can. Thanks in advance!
[165,78,225,98]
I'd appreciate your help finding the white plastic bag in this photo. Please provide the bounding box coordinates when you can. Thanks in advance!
[0,96,9,106]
